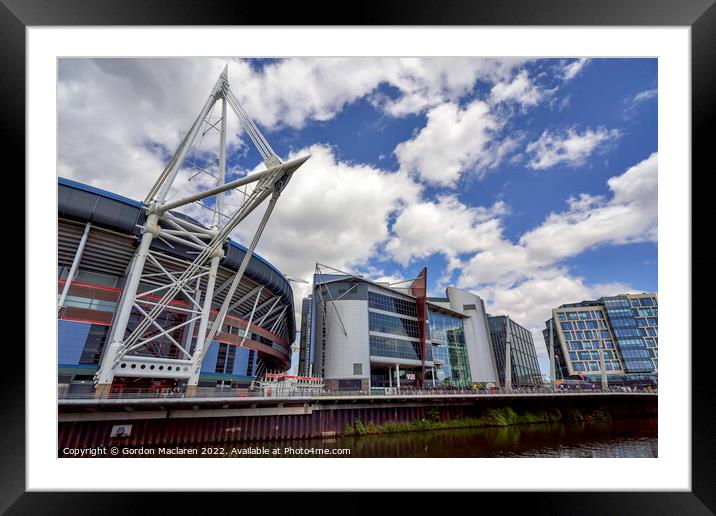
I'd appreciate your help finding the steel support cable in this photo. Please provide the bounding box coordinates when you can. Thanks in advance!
[222,86,268,157]
[162,218,211,247]
[227,88,275,158]
[224,92,271,161]
[315,264,348,336]
[228,89,276,161]
[222,89,261,156]
[145,76,225,204]
[238,286,264,348]
[224,88,276,161]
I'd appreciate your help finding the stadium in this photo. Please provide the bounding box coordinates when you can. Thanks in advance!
[57,177,296,396]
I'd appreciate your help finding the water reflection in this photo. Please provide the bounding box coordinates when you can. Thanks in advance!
[140,417,657,458]
[340,418,657,458]
[257,417,657,458]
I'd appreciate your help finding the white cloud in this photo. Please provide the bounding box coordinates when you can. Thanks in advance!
[623,88,658,120]
[490,70,543,107]
[450,153,657,365]
[372,57,530,117]
[233,57,531,125]
[562,58,590,81]
[58,57,536,199]
[56,57,533,325]
[480,268,636,363]
[394,100,519,187]
[633,88,658,103]
[58,58,254,199]
[525,126,622,170]
[386,195,508,268]
[459,152,657,287]
[213,144,422,318]
[521,152,657,260]
[607,151,658,205]
[360,153,656,370]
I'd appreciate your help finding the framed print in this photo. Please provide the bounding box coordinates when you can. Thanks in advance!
[5,0,712,512]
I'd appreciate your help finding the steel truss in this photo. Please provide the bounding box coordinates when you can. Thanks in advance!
[94,65,309,395]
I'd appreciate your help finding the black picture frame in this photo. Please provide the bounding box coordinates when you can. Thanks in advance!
[5,0,710,513]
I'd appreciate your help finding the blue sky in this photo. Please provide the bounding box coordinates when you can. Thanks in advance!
[58,57,658,377]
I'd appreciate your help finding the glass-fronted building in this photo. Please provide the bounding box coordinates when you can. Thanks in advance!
[298,296,313,377]
[428,310,471,387]
[298,268,502,391]
[542,293,658,386]
[488,315,542,387]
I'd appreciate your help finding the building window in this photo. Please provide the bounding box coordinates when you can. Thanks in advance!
[353,363,362,376]
[369,335,428,361]
[369,311,420,339]
[215,344,228,373]
[368,291,418,317]
[246,350,255,376]
[225,346,236,374]
[79,324,110,364]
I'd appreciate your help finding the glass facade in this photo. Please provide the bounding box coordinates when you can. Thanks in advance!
[368,291,418,317]
[58,320,109,366]
[544,293,658,385]
[368,291,424,360]
[369,335,430,362]
[428,310,471,387]
[368,311,421,339]
[551,307,623,375]
[298,296,313,376]
[489,316,542,387]
[603,295,658,377]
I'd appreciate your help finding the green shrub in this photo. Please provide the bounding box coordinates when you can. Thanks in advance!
[426,408,440,423]
[348,403,606,437]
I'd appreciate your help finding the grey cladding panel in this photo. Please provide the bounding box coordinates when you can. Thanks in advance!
[58,184,143,234]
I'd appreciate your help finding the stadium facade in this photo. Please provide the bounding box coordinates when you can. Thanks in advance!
[58,177,296,395]
[298,266,541,392]
[542,293,658,386]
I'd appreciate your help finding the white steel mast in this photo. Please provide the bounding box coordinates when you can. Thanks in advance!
[94,64,309,398]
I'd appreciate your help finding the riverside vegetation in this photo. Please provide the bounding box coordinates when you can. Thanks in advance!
[344,406,613,436]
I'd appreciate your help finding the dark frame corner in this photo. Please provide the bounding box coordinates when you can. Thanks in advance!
[5,0,712,513]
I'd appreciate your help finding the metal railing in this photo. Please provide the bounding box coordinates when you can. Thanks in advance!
[58,385,657,401]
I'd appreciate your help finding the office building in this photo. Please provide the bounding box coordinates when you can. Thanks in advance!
[543,293,658,386]
[488,315,543,387]
[298,266,515,391]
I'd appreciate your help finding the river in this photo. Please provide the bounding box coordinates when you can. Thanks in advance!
[138,417,657,458]
[329,417,658,458]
